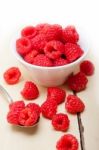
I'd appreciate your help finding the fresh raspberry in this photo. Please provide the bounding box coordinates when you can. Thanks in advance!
[7,111,19,125]
[62,25,79,43]
[44,40,65,60]
[47,87,66,104]
[24,50,38,64]
[40,24,62,41]
[53,58,68,66]
[21,81,39,100]
[65,95,85,114]
[65,43,84,63]
[16,37,32,56]
[41,99,57,119]
[3,67,21,85]
[21,26,37,39]
[52,113,70,131]
[26,103,41,115]
[33,54,53,67]
[80,60,95,76]
[35,23,49,33]
[19,107,39,126]
[9,101,25,111]
[31,34,47,52]
[56,134,79,150]
[67,72,88,92]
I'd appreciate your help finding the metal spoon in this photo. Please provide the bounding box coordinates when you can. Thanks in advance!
[0,84,39,128]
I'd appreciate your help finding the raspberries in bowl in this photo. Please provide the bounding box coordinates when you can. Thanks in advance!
[12,23,89,86]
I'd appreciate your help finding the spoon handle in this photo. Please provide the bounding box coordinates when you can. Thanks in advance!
[0,84,13,103]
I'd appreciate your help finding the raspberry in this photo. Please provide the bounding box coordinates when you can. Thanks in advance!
[26,103,41,115]
[35,23,49,33]
[24,50,38,64]
[31,34,47,52]
[62,25,79,43]
[40,24,62,41]
[53,58,68,66]
[67,72,88,92]
[65,43,84,63]
[3,67,21,85]
[80,60,95,76]
[47,87,66,104]
[44,40,65,60]
[65,95,85,114]
[16,37,32,56]
[33,54,53,67]
[7,111,19,125]
[21,26,37,39]
[19,107,39,126]
[21,81,39,100]
[52,113,70,131]
[56,134,79,150]
[9,101,25,111]
[41,99,57,119]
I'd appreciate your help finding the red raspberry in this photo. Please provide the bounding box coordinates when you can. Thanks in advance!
[24,50,38,64]
[3,67,21,85]
[56,134,79,150]
[9,101,25,111]
[65,43,84,63]
[21,26,37,39]
[19,107,39,126]
[67,72,88,92]
[62,25,79,43]
[65,95,85,114]
[33,54,53,67]
[47,87,66,104]
[53,58,68,66]
[21,81,39,100]
[80,60,95,76]
[35,23,49,33]
[16,37,32,56]
[7,111,19,125]
[41,99,57,119]
[26,103,41,116]
[52,113,70,131]
[31,34,47,52]
[44,40,65,60]
[40,24,62,41]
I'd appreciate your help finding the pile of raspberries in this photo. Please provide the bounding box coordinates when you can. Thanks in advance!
[16,24,84,67]
[3,58,94,150]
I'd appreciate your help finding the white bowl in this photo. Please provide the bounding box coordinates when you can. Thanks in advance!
[11,27,90,87]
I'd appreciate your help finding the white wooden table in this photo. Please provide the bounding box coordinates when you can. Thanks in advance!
[0,0,99,149]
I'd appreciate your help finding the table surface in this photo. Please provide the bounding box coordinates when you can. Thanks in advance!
[0,0,99,150]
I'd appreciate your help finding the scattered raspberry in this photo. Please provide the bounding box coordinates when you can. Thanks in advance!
[65,43,84,63]
[26,103,41,115]
[7,111,19,125]
[40,24,62,41]
[65,95,85,114]
[9,101,25,111]
[53,58,68,66]
[41,99,57,119]
[47,87,66,104]
[52,113,70,131]
[56,134,79,150]
[62,25,79,43]
[67,72,88,92]
[3,67,21,85]
[19,107,39,126]
[21,81,39,100]
[24,50,38,64]
[21,26,37,39]
[80,60,95,76]
[16,37,32,56]
[31,34,47,52]
[33,54,53,67]
[44,40,65,60]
